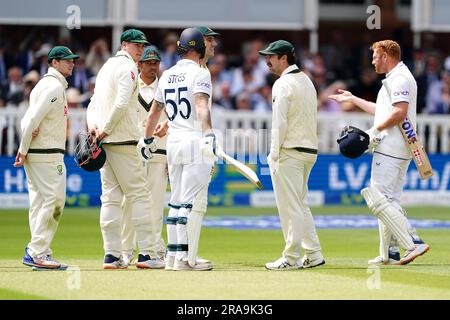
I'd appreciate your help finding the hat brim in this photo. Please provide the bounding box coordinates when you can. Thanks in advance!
[130,40,150,45]
[141,57,161,62]
[258,49,276,56]
[61,54,80,60]
[204,31,220,37]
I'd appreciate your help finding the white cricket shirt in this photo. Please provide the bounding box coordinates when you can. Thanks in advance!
[374,61,417,159]
[154,59,212,140]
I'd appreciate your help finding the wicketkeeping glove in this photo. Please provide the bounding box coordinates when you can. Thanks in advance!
[200,133,217,163]
[137,136,157,161]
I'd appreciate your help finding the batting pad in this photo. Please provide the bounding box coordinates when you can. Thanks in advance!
[187,211,204,267]
[378,220,392,261]
[361,187,414,250]
[187,186,208,267]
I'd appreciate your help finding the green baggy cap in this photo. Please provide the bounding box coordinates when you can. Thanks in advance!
[47,46,80,63]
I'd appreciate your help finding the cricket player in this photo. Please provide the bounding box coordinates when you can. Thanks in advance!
[120,46,167,268]
[196,26,220,68]
[138,27,215,271]
[138,26,220,268]
[86,29,156,269]
[259,40,325,270]
[329,40,429,265]
[15,46,79,269]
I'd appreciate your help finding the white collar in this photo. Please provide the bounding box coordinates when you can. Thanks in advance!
[139,74,158,88]
[177,59,199,66]
[386,61,405,78]
[281,64,300,77]
[115,50,134,61]
[47,67,68,88]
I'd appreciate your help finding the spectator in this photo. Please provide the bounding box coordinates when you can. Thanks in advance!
[426,68,450,114]
[0,40,13,86]
[16,39,42,74]
[68,52,92,93]
[80,76,96,108]
[160,32,180,71]
[31,43,51,77]
[235,91,253,111]
[253,85,272,113]
[350,67,379,104]
[417,54,441,113]
[85,38,110,75]
[231,61,266,97]
[1,66,24,105]
[214,82,233,110]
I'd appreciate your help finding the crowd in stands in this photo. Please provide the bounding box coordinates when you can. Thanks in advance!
[1,30,450,153]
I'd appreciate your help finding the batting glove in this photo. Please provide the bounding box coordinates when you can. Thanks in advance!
[365,127,386,150]
[137,137,157,161]
[200,133,217,163]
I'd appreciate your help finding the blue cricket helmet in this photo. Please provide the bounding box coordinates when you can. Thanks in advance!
[337,126,370,159]
[176,27,205,58]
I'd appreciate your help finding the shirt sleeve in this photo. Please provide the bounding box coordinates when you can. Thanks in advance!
[154,72,165,103]
[390,75,411,105]
[103,63,138,134]
[193,68,212,97]
[18,84,61,155]
[270,80,291,158]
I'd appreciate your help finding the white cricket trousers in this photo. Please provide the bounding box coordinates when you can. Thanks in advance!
[121,161,167,258]
[99,145,152,258]
[24,160,66,258]
[166,136,213,260]
[270,150,322,264]
[371,152,418,257]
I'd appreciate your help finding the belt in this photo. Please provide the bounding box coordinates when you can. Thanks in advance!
[293,147,317,155]
[104,142,167,156]
[28,148,65,154]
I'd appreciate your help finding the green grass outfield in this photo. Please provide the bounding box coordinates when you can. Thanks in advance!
[0,206,450,300]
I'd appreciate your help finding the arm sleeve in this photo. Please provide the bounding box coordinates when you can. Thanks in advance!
[270,81,291,158]
[193,69,212,97]
[390,75,411,105]
[102,63,137,134]
[18,85,60,155]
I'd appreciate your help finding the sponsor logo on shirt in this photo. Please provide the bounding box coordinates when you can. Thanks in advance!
[393,90,409,97]
[196,82,210,89]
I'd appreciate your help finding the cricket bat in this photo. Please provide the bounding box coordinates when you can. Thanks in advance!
[399,117,433,180]
[216,147,264,189]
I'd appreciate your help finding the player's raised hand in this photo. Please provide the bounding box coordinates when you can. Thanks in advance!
[328,89,354,103]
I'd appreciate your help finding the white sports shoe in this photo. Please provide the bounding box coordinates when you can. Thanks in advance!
[173,259,213,271]
[33,255,62,269]
[301,256,326,269]
[265,257,301,270]
[135,255,165,269]
[368,256,401,266]
[165,255,175,271]
[103,254,128,270]
[400,244,430,265]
